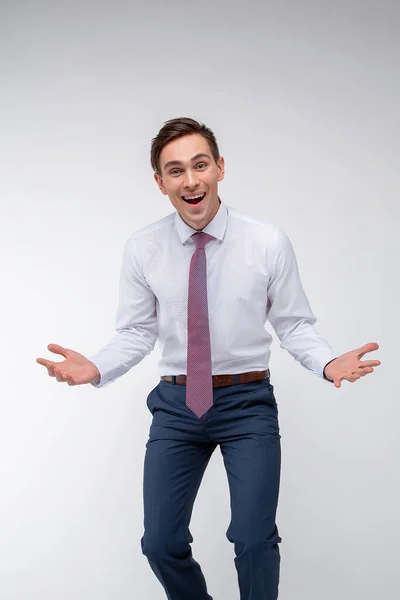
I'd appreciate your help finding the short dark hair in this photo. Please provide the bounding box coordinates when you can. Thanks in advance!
[150,117,220,175]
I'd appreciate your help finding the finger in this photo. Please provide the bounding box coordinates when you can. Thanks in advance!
[347,372,361,382]
[37,358,64,372]
[360,360,381,368]
[356,366,375,377]
[37,358,53,368]
[47,344,69,358]
[54,369,67,383]
[37,358,60,374]
[358,368,373,377]
[360,367,374,375]
[337,373,359,385]
[357,342,379,358]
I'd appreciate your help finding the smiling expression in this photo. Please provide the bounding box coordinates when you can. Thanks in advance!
[154,133,225,231]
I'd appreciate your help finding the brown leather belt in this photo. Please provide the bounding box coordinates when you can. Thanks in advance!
[161,369,270,388]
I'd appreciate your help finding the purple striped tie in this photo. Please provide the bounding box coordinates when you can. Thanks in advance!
[186,232,214,418]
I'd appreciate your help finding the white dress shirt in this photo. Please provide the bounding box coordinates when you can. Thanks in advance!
[88,199,337,388]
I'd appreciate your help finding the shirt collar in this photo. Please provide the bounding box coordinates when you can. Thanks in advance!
[174,197,228,244]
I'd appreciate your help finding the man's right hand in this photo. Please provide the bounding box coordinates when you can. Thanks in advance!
[36,344,100,386]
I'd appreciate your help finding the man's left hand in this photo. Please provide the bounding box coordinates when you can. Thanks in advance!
[324,342,381,388]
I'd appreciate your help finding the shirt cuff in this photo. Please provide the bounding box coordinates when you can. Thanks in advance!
[323,357,338,382]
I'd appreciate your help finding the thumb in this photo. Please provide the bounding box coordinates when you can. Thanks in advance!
[47,344,69,358]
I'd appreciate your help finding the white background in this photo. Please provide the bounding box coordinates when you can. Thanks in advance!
[1,1,398,598]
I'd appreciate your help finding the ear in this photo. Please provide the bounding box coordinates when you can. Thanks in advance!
[154,172,168,195]
[217,156,225,182]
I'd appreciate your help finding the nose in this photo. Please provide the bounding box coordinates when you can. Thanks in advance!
[183,169,200,190]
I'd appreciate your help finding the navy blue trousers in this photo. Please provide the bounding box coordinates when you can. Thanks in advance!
[141,376,282,600]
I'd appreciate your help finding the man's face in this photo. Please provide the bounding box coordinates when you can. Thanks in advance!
[154,133,225,231]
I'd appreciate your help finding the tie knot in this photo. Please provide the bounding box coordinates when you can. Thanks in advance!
[192,232,213,250]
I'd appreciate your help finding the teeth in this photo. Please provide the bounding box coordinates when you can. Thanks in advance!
[183,194,204,200]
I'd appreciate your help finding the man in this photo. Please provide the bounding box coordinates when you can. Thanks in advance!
[36,117,381,600]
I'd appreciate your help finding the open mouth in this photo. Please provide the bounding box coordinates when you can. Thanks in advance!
[182,192,206,206]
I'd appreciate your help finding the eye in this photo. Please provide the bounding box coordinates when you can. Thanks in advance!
[170,169,181,175]
[196,163,207,169]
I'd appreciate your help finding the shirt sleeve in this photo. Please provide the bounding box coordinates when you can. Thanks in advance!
[88,235,158,388]
[266,228,338,381]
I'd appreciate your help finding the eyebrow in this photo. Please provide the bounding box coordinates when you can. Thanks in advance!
[163,153,211,171]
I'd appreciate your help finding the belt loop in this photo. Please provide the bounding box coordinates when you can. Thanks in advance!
[172,376,176,385]
[234,374,239,384]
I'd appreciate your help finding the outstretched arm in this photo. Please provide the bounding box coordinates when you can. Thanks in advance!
[266,229,381,385]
